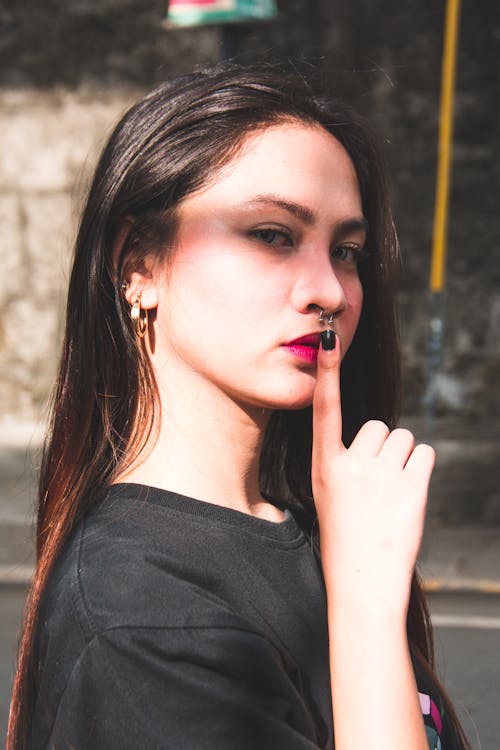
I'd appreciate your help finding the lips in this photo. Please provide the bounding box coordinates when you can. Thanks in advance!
[285,333,321,348]
[282,333,321,365]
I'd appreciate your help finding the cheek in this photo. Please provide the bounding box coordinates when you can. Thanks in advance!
[173,250,281,322]
[351,278,364,321]
[157,253,263,345]
[342,278,363,348]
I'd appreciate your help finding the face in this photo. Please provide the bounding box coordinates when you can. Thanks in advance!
[144,121,365,413]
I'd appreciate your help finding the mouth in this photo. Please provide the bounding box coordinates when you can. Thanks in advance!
[281,333,321,365]
[285,333,322,348]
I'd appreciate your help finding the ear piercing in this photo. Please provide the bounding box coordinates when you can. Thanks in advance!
[120,281,147,338]
[319,308,336,349]
[318,308,335,327]
[131,294,148,338]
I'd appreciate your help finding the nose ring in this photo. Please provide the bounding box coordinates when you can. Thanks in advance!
[318,309,335,327]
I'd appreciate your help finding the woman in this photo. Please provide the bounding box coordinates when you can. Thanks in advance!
[8,62,470,749]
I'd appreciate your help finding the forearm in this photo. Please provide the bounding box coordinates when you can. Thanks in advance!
[327,590,428,750]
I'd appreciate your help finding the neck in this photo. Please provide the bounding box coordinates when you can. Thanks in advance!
[117,366,283,522]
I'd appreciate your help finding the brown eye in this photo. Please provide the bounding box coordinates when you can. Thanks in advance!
[330,244,362,263]
[251,228,293,247]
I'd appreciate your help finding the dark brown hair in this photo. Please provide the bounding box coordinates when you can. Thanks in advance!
[8,61,470,749]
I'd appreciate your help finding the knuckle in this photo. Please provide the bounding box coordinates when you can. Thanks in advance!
[313,388,336,416]
[321,355,339,371]
[393,427,415,443]
[418,443,436,460]
[364,419,390,436]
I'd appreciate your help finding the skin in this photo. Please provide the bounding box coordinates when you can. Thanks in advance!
[119,121,433,748]
[314,342,433,749]
[121,122,365,519]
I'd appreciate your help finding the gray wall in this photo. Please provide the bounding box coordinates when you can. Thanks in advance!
[0,0,498,420]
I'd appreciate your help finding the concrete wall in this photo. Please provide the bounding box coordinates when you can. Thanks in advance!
[0,89,134,416]
[0,0,498,421]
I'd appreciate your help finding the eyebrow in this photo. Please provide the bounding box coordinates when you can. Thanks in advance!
[240,194,369,235]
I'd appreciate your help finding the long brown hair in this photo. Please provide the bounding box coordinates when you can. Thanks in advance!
[8,62,470,749]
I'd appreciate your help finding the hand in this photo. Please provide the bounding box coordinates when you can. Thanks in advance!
[312,333,435,617]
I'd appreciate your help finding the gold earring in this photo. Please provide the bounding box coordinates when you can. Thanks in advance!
[131,294,148,338]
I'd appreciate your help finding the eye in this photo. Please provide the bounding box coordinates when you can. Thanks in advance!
[250,228,293,247]
[330,244,364,264]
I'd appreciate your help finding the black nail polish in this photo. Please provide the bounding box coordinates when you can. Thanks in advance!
[321,330,335,350]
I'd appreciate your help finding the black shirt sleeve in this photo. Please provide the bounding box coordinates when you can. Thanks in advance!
[46,625,322,750]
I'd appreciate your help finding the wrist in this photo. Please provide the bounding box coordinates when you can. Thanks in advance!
[320,545,413,625]
[324,568,411,632]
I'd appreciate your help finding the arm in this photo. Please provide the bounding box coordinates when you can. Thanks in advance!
[312,334,435,750]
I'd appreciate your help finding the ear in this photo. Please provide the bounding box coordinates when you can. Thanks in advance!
[123,267,159,310]
[113,219,159,310]
[125,271,158,310]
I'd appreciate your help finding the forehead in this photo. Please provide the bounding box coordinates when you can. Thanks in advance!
[183,121,362,218]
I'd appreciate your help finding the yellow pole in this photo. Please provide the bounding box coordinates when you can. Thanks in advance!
[430,0,461,293]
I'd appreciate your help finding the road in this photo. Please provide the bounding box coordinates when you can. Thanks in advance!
[429,591,500,749]
[1,588,499,748]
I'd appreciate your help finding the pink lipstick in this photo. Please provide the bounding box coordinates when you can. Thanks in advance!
[282,333,321,365]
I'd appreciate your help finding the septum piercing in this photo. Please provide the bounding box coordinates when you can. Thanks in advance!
[318,309,335,327]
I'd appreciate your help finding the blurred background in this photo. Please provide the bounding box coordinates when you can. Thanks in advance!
[0,0,499,747]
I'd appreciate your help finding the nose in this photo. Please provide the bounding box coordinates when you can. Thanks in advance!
[290,255,347,320]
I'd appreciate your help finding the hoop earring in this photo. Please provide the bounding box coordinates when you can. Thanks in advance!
[131,295,148,338]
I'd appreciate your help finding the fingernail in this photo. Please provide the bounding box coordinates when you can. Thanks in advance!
[321,330,335,350]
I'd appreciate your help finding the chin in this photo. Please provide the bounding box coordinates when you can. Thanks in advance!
[265,391,314,412]
[282,398,314,411]
[232,374,316,412]
[269,376,316,410]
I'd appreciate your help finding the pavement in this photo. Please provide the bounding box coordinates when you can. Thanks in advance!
[0,416,499,592]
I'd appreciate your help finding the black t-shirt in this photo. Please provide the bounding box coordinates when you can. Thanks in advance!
[31,484,332,749]
[30,483,453,749]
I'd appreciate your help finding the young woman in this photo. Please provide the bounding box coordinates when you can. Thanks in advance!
[8,63,470,749]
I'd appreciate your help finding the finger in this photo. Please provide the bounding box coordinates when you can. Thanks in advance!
[313,331,344,459]
[348,420,390,457]
[377,428,415,468]
[404,443,436,489]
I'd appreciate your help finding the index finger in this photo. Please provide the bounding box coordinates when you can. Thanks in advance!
[312,331,345,460]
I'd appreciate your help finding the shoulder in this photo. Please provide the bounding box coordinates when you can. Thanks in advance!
[35,586,305,749]
[36,623,318,750]
[44,484,250,636]
[33,486,324,749]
